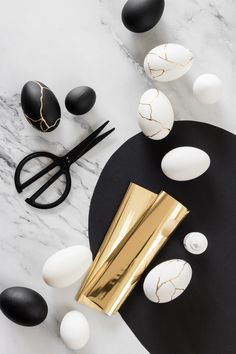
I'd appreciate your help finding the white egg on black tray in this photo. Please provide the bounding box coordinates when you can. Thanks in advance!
[121,0,165,33]
[0,287,48,326]
[184,232,208,255]
[137,88,174,140]
[143,260,192,303]
[161,146,211,181]
[21,80,61,132]
[144,43,193,82]
[65,86,96,115]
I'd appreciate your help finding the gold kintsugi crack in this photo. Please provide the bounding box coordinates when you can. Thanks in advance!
[155,276,161,303]
[155,261,187,302]
[147,127,170,138]
[147,61,170,79]
[25,81,60,132]
[170,280,185,300]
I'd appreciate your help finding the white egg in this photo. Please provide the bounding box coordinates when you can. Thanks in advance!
[161,146,210,181]
[183,232,208,255]
[143,259,192,303]
[144,43,193,82]
[193,73,223,104]
[42,245,92,288]
[137,88,174,140]
[60,311,90,350]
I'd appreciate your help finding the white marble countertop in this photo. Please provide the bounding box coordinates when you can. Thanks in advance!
[0,1,235,353]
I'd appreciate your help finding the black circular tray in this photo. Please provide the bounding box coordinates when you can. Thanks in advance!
[89,121,236,354]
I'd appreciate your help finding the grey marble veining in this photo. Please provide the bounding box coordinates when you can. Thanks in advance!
[0,0,235,353]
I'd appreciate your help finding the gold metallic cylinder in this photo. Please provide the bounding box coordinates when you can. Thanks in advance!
[76,183,189,315]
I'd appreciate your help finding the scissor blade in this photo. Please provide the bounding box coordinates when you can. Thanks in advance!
[77,128,115,159]
[65,121,112,164]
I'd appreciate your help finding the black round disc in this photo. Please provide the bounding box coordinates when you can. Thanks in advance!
[89,121,236,354]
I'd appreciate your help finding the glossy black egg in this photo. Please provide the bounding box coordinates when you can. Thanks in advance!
[21,81,61,132]
[121,0,165,33]
[0,287,48,326]
[65,86,96,115]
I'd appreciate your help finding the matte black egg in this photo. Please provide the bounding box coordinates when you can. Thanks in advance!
[0,287,48,326]
[65,86,96,115]
[21,81,61,132]
[121,0,165,33]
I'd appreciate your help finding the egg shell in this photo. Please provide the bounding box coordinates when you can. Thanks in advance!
[21,81,61,132]
[161,146,210,181]
[121,0,165,33]
[137,88,174,140]
[184,232,208,255]
[143,260,192,303]
[193,74,223,104]
[65,86,96,115]
[60,311,90,350]
[144,43,193,82]
[0,287,48,326]
[42,245,92,288]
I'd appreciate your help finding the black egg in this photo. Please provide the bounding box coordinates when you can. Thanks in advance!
[121,0,165,33]
[65,86,96,115]
[0,287,48,326]
[21,81,61,132]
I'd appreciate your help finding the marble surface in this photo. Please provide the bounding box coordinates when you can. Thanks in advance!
[0,0,235,353]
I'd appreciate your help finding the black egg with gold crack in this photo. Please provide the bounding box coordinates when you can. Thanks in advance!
[21,80,61,132]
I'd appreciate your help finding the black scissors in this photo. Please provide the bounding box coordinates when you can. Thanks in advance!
[14,121,115,209]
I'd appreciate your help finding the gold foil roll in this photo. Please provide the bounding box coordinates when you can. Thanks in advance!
[76,183,189,315]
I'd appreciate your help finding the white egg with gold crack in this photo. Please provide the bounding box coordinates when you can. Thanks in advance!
[144,43,193,82]
[143,259,192,303]
[161,146,210,181]
[137,88,174,140]
[42,245,92,288]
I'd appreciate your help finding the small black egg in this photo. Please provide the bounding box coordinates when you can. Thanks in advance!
[21,80,61,132]
[0,287,48,326]
[65,86,96,115]
[121,0,165,33]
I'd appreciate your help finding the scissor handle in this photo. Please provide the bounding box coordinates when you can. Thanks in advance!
[14,151,72,209]
[14,152,59,193]
[26,169,72,209]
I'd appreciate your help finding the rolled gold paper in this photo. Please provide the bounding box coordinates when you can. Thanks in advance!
[76,183,189,315]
